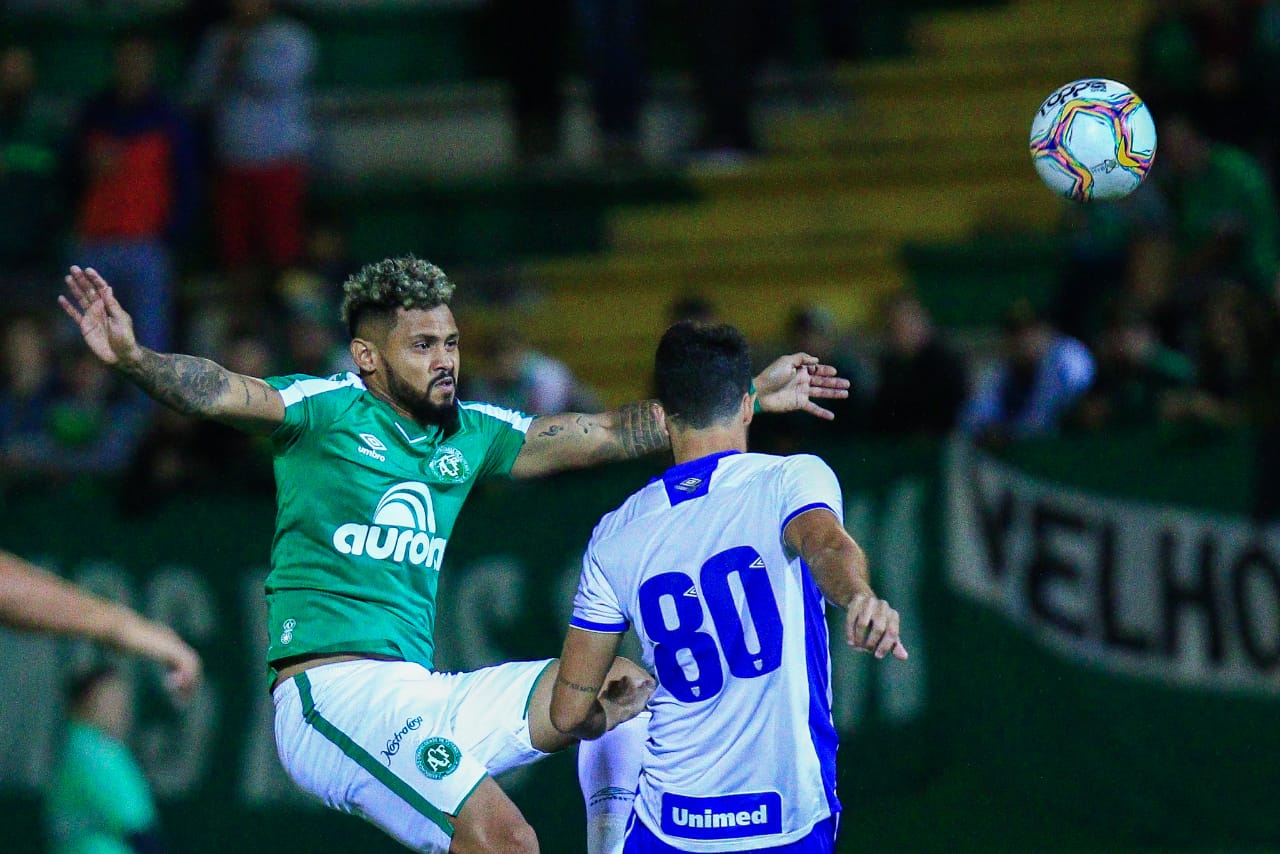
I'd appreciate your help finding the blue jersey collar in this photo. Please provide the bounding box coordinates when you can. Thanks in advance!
[656,449,741,506]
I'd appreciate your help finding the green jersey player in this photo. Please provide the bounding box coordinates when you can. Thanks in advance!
[59,258,850,853]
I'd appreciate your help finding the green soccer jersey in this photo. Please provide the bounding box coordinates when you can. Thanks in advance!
[47,721,158,854]
[262,372,531,675]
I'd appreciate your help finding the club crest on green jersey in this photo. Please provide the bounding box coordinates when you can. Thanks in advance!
[416,736,461,779]
[427,445,471,483]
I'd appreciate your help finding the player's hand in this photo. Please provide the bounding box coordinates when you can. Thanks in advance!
[58,266,143,368]
[600,657,655,731]
[845,593,908,661]
[113,614,204,702]
[754,353,851,421]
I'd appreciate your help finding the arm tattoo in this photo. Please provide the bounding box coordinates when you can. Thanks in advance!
[538,424,565,438]
[617,400,669,459]
[119,349,231,416]
[556,674,600,694]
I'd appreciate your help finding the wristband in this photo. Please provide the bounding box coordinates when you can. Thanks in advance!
[750,380,762,414]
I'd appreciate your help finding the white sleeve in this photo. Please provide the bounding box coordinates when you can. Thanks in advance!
[569,541,629,634]
[778,454,844,532]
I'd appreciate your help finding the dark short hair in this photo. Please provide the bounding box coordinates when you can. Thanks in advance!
[340,255,454,339]
[655,321,751,429]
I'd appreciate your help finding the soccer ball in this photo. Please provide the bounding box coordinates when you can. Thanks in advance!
[1029,78,1157,202]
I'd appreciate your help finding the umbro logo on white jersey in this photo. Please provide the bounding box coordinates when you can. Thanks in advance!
[675,477,702,492]
[683,586,699,599]
[749,557,765,569]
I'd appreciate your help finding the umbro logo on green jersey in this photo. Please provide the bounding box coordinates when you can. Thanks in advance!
[331,482,449,569]
[358,433,388,462]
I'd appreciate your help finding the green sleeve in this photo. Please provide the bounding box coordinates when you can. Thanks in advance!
[68,732,157,835]
[265,372,364,450]
[463,402,532,481]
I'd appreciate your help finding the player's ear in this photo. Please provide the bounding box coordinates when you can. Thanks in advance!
[741,391,754,425]
[350,337,378,374]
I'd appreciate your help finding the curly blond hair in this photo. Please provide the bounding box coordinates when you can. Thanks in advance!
[341,256,455,336]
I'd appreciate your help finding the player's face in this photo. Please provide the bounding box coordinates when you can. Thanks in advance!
[381,305,461,425]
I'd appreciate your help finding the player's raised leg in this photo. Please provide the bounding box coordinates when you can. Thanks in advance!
[524,657,653,753]
[448,778,538,853]
[526,657,653,854]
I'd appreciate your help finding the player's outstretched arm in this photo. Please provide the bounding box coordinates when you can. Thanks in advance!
[0,550,203,699]
[510,353,851,478]
[784,508,909,661]
[59,266,284,432]
[549,629,653,741]
[754,352,851,420]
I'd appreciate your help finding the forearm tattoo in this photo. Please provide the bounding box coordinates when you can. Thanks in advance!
[617,400,669,459]
[557,674,600,694]
[121,349,232,416]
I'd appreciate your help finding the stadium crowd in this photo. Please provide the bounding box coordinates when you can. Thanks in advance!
[2,0,1280,519]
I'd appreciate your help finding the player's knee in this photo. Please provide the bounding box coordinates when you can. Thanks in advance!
[469,818,537,854]
[451,812,538,854]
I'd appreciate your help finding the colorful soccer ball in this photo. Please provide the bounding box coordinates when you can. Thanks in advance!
[1029,78,1157,202]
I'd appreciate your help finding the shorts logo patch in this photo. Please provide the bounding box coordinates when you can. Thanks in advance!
[427,446,470,483]
[416,737,461,780]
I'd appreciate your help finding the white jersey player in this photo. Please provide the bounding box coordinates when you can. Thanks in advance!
[550,321,909,854]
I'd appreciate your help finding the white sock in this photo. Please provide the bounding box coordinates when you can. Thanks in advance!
[579,711,649,854]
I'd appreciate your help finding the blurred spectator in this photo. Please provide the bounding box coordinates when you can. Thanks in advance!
[282,301,349,378]
[0,45,63,305]
[68,33,197,352]
[687,0,767,162]
[187,0,316,289]
[961,300,1095,443]
[1162,283,1270,429]
[1,310,148,480]
[47,666,167,854]
[1156,110,1280,301]
[576,0,647,165]
[0,312,58,474]
[120,325,276,513]
[470,327,598,414]
[870,291,968,436]
[275,216,354,376]
[489,0,571,166]
[1050,184,1172,343]
[1138,0,1280,153]
[1071,306,1194,431]
[666,293,718,327]
[752,303,867,452]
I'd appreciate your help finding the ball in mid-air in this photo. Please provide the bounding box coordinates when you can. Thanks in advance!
[1029,78,1156,202]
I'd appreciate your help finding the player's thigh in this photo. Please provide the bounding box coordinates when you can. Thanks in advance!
[273,660,488,853]
[447,776,538,854]
[450,658,571,763]
[521,656,653,754]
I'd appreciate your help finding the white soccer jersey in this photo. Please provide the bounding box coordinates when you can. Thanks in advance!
[572,450,844,852]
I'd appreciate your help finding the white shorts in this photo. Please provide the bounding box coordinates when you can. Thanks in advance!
[272,658,554,853]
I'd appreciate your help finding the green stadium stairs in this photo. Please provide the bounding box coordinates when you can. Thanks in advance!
[9,0,1151,407]
[512,0,1151,405]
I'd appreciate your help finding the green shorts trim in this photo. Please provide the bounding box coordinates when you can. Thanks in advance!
[523,659,556,722]
[295,672,455,837]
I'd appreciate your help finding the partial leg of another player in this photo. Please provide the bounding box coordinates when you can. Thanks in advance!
[525,659,651,854]
[579,711,649,854]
